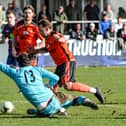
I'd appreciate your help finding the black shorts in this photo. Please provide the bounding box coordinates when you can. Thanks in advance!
[69,61,76,82]
[55,61,76,86]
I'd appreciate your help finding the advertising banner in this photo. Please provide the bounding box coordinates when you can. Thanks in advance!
[38,39,126,66]
[1,39,126,66]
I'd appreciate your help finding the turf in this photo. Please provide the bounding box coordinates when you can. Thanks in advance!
[0,66,126,126]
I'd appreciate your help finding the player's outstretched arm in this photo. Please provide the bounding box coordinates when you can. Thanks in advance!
[35,47,48,54]
[33,47,48,55]
[0,62,16,80]
[38,67,59,87]
[27,47,48,55]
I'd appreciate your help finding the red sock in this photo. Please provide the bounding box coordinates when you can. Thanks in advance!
[72,82,91,92]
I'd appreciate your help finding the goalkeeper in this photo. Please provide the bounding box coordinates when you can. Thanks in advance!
[0,52,98,116]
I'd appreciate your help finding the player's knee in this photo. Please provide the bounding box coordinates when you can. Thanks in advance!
[72,96,86,105]
[76,96,86,105]
[63,82,73,90]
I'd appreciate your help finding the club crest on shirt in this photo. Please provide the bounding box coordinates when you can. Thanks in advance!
[23,31,29,35]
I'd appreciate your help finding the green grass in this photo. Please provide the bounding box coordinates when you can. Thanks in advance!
[0,67,126,126]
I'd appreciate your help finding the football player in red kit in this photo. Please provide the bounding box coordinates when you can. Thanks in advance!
[35,19,104,104]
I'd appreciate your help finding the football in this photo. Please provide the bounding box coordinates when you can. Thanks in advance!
[1,101,15,114]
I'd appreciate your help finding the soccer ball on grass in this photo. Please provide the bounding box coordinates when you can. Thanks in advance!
[1,101,15,114]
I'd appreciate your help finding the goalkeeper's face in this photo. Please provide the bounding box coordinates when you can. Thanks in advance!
[16,52,32,67]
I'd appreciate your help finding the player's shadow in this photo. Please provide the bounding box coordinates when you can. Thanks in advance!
[0,113,126,119]
[0,113,66,119]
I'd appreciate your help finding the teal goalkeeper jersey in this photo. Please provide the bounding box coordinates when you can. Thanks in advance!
[0,62,59,108]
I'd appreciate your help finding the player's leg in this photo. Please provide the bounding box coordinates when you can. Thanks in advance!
[61,61,95,93]
[12,55,18,66]
[73,96,98,110]
[64,61,92,92]
[55,92,98,110]
[54,61,104,104]
[64,82,104,104]
[53,61,75,92]
[62,61,104,104]
[53,62,68,92]
[27,96,67,116]
[6,55,12,65]
[38,96,67,116]
[55,92,74,108]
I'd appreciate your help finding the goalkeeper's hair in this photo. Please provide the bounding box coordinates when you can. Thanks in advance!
[16,52,35,67]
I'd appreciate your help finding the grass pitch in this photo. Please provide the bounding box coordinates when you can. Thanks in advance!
[0,67,126,126]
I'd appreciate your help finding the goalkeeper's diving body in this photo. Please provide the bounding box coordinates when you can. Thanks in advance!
[0,52,98,116]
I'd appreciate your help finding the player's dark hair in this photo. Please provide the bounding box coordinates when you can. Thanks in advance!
[23,5,35,18]
[16,52,35,67]
[38,19,52,29]
[23,5,35,13]
[6,10,16,17]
